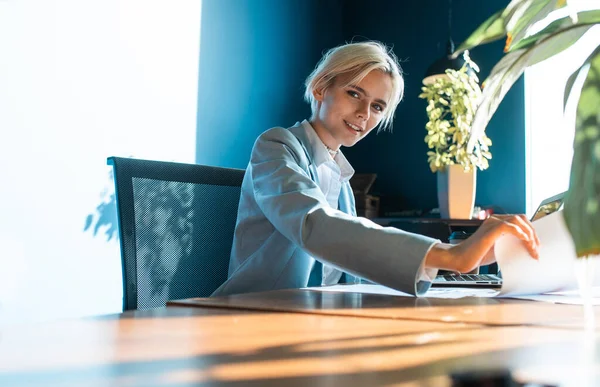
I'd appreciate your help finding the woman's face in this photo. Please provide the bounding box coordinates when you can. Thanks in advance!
[310,69,393,150]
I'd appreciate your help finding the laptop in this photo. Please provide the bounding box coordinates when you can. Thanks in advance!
[431,191,566,288]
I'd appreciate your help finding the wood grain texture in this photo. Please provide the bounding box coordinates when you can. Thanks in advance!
[0,307,598,386]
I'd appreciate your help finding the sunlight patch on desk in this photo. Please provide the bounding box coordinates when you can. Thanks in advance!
[200,327,581,382]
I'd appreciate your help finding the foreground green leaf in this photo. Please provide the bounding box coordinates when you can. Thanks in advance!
[507,0,566,51]
[564,46,600,257]
[510,10,600,51]
[466,24,593,151]
[454,0,566,57]
[454,10,506,56]
[564,65,583,110]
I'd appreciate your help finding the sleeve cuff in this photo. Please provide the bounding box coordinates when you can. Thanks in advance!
[414,243,440,296]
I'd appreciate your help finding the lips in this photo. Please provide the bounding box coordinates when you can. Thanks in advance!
[344,120,364,132]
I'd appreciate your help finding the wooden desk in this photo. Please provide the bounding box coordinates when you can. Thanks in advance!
[0,306,598,386]
[169,288,600,329]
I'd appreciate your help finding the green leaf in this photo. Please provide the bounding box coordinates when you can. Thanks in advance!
[510,10,600,51]
[564,65,584,111]
[528,24,594,65]
[564,46,600,257]
[507,0,566,51]
[466,24,594,151]
[454,0,566,57]
[502,0,540,35]
[564,39,600,111]
[454,10,507,56]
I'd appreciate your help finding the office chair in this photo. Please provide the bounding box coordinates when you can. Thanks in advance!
[108,156,244,311]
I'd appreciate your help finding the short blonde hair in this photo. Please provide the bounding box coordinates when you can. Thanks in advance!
[304,41,404,131]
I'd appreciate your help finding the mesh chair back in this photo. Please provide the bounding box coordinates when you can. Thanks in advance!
[108,157,244,311]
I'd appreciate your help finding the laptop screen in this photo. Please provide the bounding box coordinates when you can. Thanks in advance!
[531,191,566,221]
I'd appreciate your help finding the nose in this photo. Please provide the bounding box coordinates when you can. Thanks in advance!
[356,101,370,121]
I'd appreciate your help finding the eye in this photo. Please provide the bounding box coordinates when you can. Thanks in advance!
[347,90,360,98]
[372,104,384,112]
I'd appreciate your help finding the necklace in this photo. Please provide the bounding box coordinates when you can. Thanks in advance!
[320,141,339,157]
[325,146,338,157]
[312,126,339,157]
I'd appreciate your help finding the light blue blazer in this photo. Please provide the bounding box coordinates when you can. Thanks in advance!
[212,121,438,297]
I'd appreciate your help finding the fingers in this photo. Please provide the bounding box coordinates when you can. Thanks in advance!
[490,215,539,259]
[504,214,539,250]
[448,214,540,273]
[523,215,542,247]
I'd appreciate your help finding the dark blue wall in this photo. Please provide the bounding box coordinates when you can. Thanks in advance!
[196,0,527,214]
[196,0,344,169]
[341,0,527,214]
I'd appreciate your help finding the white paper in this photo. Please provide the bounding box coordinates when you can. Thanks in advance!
[506,287,600,304]
[426,287,499,298]
[310,283,413,297]
[508,293,600,305]
[307,284,498,299]
[495,211,598,296]
[307,283,600,304]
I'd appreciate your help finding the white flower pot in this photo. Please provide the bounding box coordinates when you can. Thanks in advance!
[437,164,476,219]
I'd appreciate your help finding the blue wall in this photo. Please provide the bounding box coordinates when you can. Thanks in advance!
[196,0,344,168]
[341,0,527,214]
[196,0,527,214]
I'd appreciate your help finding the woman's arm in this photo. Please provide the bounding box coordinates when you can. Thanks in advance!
[425,215,540,273]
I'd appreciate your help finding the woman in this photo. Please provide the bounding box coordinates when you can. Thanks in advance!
[212,41,539,297]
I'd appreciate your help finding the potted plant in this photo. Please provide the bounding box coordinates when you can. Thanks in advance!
[453,0,599,259]
[419,53,492,219]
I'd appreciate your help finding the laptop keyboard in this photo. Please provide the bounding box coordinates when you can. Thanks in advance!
[439,274,499,282]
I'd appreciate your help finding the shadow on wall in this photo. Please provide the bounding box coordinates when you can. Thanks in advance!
[84,170,119,242]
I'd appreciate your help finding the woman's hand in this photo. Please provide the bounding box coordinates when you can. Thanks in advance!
[425,215,541,274]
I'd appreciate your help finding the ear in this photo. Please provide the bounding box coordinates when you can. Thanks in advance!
[312,86,325,102]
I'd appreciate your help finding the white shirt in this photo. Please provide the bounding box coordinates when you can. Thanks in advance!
[301,121,354,285]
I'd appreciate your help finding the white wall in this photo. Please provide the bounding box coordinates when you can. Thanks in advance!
[0,0,201,325]
[525,5,600,217]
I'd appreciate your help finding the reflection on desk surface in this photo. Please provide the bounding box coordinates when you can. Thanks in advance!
[169,286,600,329]
[0,306,598,386]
